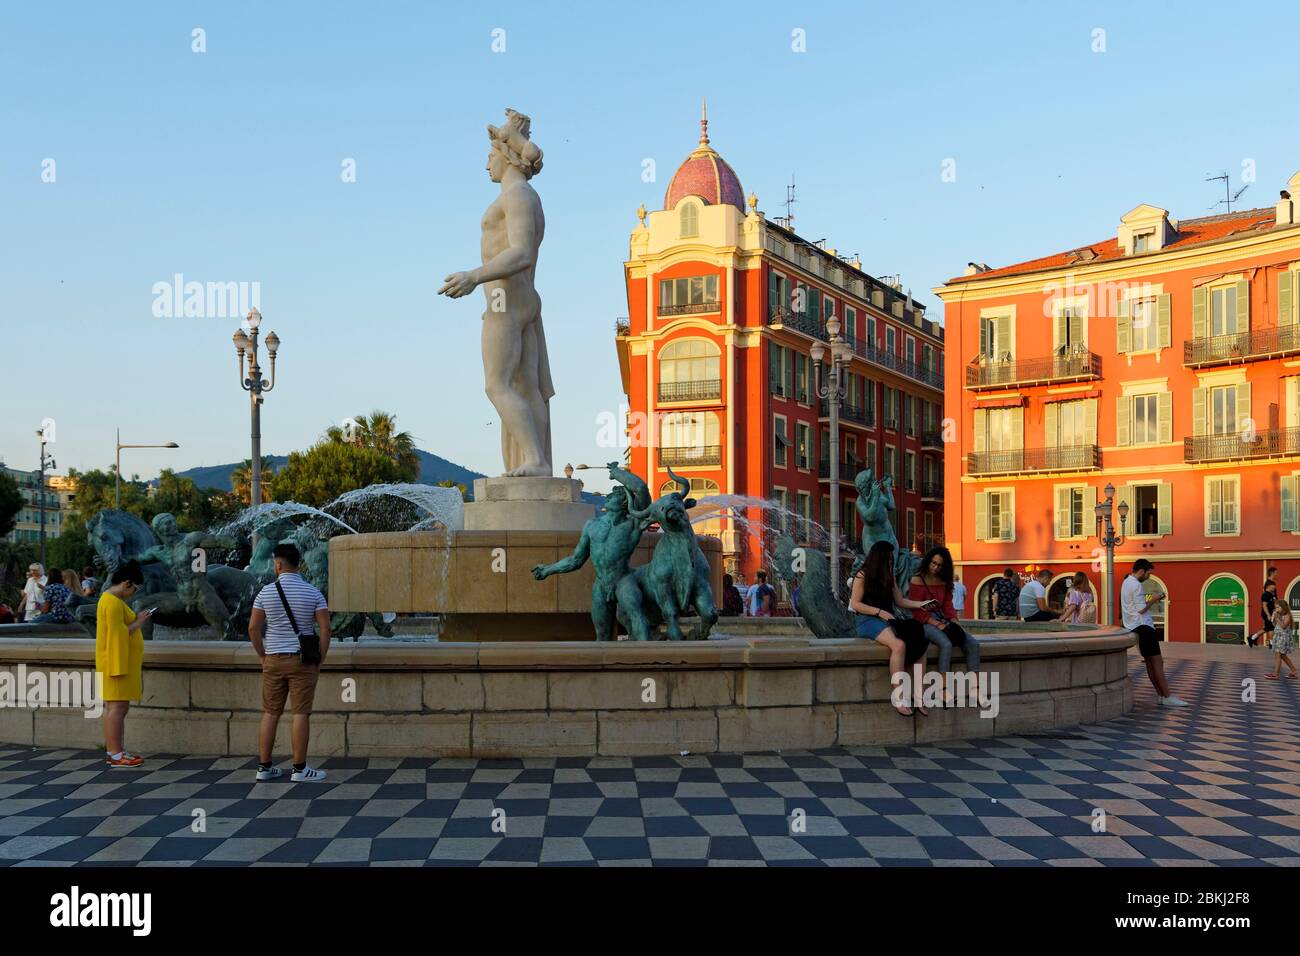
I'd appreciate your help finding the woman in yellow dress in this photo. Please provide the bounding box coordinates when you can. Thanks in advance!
[96,560,153,768]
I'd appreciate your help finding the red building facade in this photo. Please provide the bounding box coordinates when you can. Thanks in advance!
[616,115,945,585]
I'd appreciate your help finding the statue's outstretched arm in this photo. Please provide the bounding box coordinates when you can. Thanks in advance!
[532,526,591,580]
[609,462,651,512]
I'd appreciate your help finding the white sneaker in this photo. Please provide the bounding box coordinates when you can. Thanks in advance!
[1159,695,1189,708]
[290,765,327,782]
[255,766,283,782]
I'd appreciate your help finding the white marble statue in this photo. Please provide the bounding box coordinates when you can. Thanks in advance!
[438,108,553,478]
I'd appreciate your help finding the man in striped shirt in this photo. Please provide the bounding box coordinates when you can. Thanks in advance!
[248,543,331,782]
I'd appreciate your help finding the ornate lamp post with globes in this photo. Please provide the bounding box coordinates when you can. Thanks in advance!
[1094,481,1129,625]
[811,315,855,599]
[232,309,279,509]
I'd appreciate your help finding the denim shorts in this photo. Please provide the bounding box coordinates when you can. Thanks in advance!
[856,614,890,640]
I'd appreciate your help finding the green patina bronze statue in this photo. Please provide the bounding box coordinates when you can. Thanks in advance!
[614,468,717,641]
[532,462,652,640]
[855,471,920,599]
[137,513,240,640]
[288,525,393,641]
[772,532,854,640]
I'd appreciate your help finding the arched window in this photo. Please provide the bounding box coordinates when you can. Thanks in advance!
[659,477,720,498]
[658,411,721,466]
[680,202,699,238]
[659,339,721,401]
[1145,573,1168,641]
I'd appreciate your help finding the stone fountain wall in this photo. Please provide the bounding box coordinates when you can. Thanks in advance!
[0,630,1135,758]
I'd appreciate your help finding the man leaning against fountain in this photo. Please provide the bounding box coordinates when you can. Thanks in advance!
[248,543,332,782]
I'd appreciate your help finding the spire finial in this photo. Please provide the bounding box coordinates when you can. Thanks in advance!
[699,98,709,146]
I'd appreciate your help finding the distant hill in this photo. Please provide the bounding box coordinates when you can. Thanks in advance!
[175,450,603,505]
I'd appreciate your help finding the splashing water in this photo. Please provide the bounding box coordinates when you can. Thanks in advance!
[689,494,836,573]
[326,483,464,534]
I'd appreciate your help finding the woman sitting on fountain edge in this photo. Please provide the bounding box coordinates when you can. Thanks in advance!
[849,541,937,717]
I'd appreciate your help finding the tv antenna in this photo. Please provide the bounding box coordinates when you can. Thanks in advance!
[775,175,797,230]
[1206,172,1249,213]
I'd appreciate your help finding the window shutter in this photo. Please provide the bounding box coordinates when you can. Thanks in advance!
[973,409,987,455]
[1157,294,1172,348]
[1235,279,1250,329]
[1280,271,1295,327]
[1192,387,1206,437]
[1011,406,1024,449]
[1116,298,1131,353]
[1157,483,1172,535]
[979,319,989,357]
[1116,395,1131,446]
[1070,313,1084,348]
[1055,311,1067,351]
[769,345,780,394]
[1116,483,1132,529]
[1289,377,1300,430]
[1001,493,1015,540]
[1282,476,1298,533]
[975,492,989,540]
[1044,402,1059,449]
[1208,480,1221,535]
[1236,382,1252,433]
[1192,286,1207,340]
[784,350,793,397]
[1083,398,1097,447]
[996,315,1011,357]
[768,271,779,315]
[1158,391,1172,444]
[1054,487,1070,539]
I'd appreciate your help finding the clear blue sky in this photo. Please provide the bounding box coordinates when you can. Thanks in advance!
[4,1,1297,496]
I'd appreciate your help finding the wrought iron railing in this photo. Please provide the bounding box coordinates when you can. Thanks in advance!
[1183,324,1300,367]
[921,430,943,449]
[657,445,721,467]
[817,457,862,480]
[965,350,1101,389]
[1184,427,1300,463]
[766,309,943,390]
[658,380,722,402]
[921,482,943,499]
[818,398,873,427]
[966,444,1100,475]
[659,301,720,317]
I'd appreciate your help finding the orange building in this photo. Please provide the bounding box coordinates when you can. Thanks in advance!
[936,172,1300,642]
[616,113,945,585]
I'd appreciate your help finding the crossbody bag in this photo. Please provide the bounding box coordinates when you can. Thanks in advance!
[273,579,322,665]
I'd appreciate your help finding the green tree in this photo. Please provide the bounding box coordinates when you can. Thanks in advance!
[46,519,96,576]
[0,471,21,539]
[0,540,36,610]
[67,467,152,522]
[326,410,419,481]
[272,441,407,508]
[230,457,276,506]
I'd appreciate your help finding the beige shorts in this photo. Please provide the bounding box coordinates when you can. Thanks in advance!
[261,654,320,716]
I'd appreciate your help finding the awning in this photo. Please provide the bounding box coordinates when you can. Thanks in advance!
[973,396,1025,410]
[1043,389,1102,404]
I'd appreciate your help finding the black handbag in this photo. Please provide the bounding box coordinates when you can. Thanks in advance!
[274,579,322,665]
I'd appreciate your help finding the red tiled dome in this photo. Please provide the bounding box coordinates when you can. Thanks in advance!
[663,112,745,211]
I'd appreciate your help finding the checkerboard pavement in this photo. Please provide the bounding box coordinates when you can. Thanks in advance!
[1,646,1297,867]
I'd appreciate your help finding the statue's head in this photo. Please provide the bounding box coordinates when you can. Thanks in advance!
[604,485,630,517]
[151,512,178,541]
[628,468,694,532]
[486,108,543,183]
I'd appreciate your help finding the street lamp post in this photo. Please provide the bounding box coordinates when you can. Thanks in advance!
[36,425,55,568]
[114,430,180,510]
[1094,482,1129,625]
[232,309,279,509]
[811,316,854,599]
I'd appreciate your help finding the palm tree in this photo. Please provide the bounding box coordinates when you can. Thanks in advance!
[231,457,275,504]
[328,410,419,480]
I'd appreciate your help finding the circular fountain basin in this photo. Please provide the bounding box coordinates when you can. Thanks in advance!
[328,530,725,641]
[0,624,1135,758]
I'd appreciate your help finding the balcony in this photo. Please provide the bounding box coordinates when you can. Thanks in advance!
[659,301,720,317]
[766,309,943,391]
[921,430,943,451]
[966,444,1101,476]
[658,380,721,403]
[818,457,862,481]
[965,350,1101,390]
[1183,325,1300,368]
[921,482,943,501]
[818,398,874,428]
[657,445,721,467]
[1184,427,1300,463]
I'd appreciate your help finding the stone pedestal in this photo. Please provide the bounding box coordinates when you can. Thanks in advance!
[464,477,594,532]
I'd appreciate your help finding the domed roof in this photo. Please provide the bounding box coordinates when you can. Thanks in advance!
[663,106,745,212]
